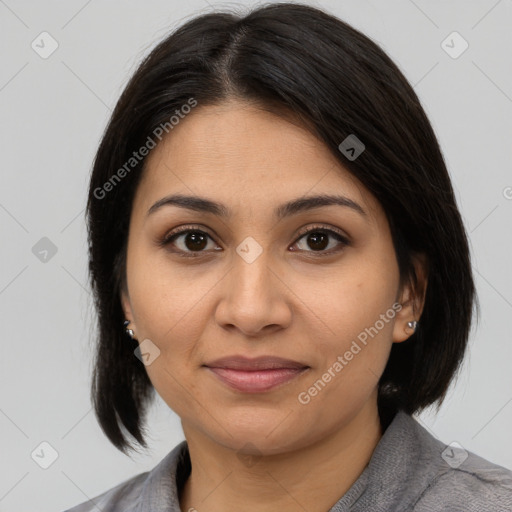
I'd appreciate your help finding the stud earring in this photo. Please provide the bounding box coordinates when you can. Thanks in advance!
[123,319,135,339]
[406,320,418,332]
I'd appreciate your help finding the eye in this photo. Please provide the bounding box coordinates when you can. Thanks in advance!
[158,225,220,257]
[290,225,350,256]
[158,223,350,258]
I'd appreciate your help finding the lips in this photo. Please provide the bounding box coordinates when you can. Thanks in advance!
[203,356,309,393]
[204,355,308,371]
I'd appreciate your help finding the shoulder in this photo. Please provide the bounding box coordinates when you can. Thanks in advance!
[364,412,512,512]
[62,471,149,512]
[409,423,512,511]
[62,440,189,512]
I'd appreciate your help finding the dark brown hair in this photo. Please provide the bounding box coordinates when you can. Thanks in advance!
[86,2,477,454]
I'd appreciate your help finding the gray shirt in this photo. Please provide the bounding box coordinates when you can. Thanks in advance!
[63,411,512,511]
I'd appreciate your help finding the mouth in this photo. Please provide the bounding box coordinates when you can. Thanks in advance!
[203,356,310,393]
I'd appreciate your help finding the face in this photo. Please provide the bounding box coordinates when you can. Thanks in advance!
[121,100,423,455]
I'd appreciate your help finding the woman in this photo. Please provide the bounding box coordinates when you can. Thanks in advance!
[65,3,512,511]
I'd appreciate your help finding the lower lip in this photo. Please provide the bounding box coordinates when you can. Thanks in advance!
[205,367,308,393]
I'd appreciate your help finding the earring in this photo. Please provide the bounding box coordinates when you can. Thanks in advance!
[406,320,418,332]
[123,319,135,339]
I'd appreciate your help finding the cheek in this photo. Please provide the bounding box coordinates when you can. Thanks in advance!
[307,265,397,343]
[128,245,217,343]
[298,288,397,417]
[301,251,399,377]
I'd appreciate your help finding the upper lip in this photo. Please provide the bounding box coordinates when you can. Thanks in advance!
[204,356,309,371]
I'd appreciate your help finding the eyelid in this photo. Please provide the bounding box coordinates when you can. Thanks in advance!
[162,223,215,240]
[293,223,350,244]
[158,224,219,250]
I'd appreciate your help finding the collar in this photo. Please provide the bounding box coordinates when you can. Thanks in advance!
[132,411,445,512]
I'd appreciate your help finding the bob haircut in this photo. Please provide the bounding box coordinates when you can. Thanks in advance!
[86,2,477,454]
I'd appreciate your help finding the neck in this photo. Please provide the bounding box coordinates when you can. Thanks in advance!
[179,398,383,512]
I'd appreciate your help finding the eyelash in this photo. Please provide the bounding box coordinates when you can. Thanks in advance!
[158,224,351,259]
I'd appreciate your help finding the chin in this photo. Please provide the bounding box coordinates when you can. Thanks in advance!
[203,411,312,455]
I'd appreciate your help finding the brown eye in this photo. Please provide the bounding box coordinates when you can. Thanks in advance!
[160,226,220,257]
[304,232,329,251]
[291,226,350,256]
[181,231,209,251]
[159,224,350,259]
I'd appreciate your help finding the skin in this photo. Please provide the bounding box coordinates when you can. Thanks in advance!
[121,99,428,512]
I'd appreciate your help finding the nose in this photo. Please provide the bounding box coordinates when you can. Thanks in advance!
[214,247,292,338]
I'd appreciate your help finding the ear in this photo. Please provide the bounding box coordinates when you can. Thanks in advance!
[392,252,428,343]
[120,286,135,325]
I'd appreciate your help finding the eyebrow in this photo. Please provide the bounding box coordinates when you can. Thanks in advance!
[147,193,368,221]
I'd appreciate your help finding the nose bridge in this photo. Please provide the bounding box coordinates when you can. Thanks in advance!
[231,238,275,303]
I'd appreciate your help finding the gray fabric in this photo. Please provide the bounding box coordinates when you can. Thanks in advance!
[63,411,512,511]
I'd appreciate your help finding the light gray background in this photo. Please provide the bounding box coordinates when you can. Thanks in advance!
[0,0,511,510]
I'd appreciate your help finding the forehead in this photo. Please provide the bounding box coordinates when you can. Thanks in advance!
[134,101,382,224]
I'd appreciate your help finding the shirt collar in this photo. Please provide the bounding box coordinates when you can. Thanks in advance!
[133,411,441,511]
